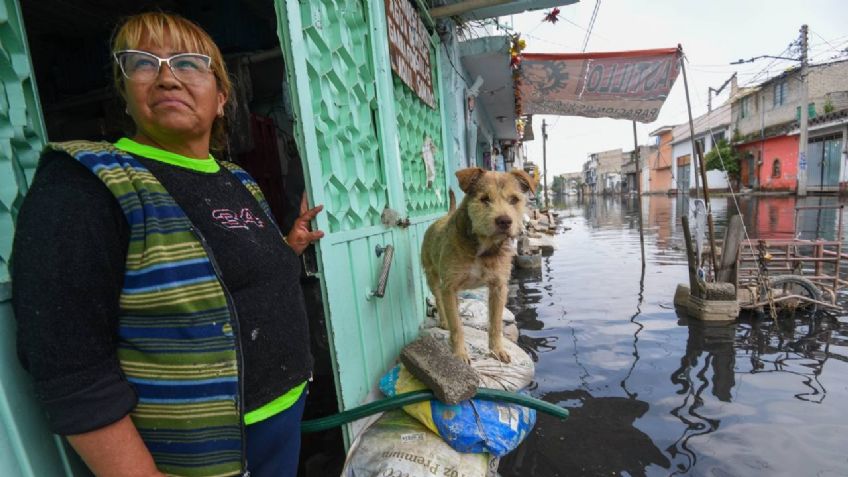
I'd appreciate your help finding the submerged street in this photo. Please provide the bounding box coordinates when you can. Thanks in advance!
[500,194,848,477]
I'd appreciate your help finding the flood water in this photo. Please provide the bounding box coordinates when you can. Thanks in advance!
[498,194,848,477]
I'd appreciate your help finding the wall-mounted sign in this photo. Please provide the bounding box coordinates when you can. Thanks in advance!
[385,0,435,108]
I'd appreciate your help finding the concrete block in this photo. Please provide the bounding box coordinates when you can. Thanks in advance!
[514,253,542,269]
[516,236,531,255]
[704,282,736,301]
[400,335,480,405]
[674,284,739,322]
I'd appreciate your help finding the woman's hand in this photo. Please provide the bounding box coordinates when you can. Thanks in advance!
[67,415,166,477]
[285,193,325,256]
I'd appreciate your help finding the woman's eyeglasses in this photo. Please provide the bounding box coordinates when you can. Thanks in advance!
[114,50,213,85]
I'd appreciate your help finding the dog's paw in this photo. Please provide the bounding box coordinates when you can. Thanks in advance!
[453,346,471,365]
[491,346,511,363]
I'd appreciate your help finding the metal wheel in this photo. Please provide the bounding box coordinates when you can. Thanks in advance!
[762,275,823,314]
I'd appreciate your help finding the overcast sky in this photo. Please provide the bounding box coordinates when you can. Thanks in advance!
[506,0,848,176]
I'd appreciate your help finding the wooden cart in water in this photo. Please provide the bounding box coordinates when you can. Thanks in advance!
[735,205,846,315]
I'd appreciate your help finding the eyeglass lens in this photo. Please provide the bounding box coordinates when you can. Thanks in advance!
[118,51,211,84]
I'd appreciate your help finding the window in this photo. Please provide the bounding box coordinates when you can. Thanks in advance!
[694,137,706,156]
[773,80,787,107]
[796,103,817,120]
[711,131,725,146]
[772,158,781,178]
[740,96,750,118]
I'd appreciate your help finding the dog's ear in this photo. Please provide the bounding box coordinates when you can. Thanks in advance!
[456,167,485,193]
[510,170,537,194]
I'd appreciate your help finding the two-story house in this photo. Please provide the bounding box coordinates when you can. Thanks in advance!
[732,59,848,192]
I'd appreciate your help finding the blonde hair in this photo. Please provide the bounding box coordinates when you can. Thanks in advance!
[111,12,231,151]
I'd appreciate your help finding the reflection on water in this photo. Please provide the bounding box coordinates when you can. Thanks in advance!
[499,194,848,477]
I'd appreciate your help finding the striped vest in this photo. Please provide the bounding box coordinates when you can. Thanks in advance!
[48,141,274,477]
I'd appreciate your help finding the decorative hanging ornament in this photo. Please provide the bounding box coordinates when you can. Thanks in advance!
[543,7,561,23]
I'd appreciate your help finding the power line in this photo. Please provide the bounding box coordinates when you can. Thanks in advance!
[740,44,796,87]
[523,31,576,50]
[809,30,838,52]
[581,0,601,52]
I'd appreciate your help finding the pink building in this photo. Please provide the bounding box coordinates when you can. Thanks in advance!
[737,135,799,192]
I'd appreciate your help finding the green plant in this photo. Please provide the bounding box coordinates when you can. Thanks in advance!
[824,98,835,114]
[704,139,741,182]
[732,128,742,143]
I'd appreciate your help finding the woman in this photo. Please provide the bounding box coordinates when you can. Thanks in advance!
[12,12,323,477]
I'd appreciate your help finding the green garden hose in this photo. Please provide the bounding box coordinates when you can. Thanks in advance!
[301,388,569,433]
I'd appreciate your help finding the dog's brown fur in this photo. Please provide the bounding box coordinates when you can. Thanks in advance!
[421,167,536,363]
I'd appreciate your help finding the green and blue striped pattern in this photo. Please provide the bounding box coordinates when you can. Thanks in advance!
[47,141,262,477]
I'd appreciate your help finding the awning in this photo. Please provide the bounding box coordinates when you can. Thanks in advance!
[460,36,519,140]
[518,48,681,123]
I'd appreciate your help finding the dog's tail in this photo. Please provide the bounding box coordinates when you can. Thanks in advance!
[448,189,456,213]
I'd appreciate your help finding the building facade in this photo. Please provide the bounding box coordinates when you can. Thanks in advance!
[731,60,848,192]
[622,145,657,194]
[647,126,675,194]
[671,102,732,194]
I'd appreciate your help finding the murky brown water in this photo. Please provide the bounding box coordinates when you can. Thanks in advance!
[499,194,848,477]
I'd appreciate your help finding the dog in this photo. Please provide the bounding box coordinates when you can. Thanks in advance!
[421,167,537,363]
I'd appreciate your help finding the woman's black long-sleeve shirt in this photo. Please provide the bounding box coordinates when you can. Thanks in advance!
[12,151,313,434]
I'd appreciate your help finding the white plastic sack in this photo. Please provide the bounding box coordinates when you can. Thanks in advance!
[426,293,516,331]
[342,410,497,477]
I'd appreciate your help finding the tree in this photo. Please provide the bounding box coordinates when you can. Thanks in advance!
[703,139,740,186]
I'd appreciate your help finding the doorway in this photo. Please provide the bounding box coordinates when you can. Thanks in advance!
[806,134,841,192]
[20,0,344,474]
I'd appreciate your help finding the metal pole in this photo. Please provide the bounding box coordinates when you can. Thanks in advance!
[679,48,700,198]
[632,121,646,273]
[680,47,719,277]
[543,119,549,210]
[797,24,809,196]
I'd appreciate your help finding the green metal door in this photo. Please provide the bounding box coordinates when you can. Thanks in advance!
[807,136,841,190]
[0,0,89,475]
[275,0,448,441]
[677,163,690,193]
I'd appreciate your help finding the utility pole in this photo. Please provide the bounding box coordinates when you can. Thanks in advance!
[542,119,549,210]
[707,72,737,113]
[796,24,809,197]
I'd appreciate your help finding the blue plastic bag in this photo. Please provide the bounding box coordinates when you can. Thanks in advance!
[379,364,536,457]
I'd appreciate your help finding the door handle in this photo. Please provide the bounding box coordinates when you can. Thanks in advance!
[368,244,394,299]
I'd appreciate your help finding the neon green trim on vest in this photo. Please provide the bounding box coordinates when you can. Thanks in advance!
[114,137,220,173]
[244,381,308,425]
